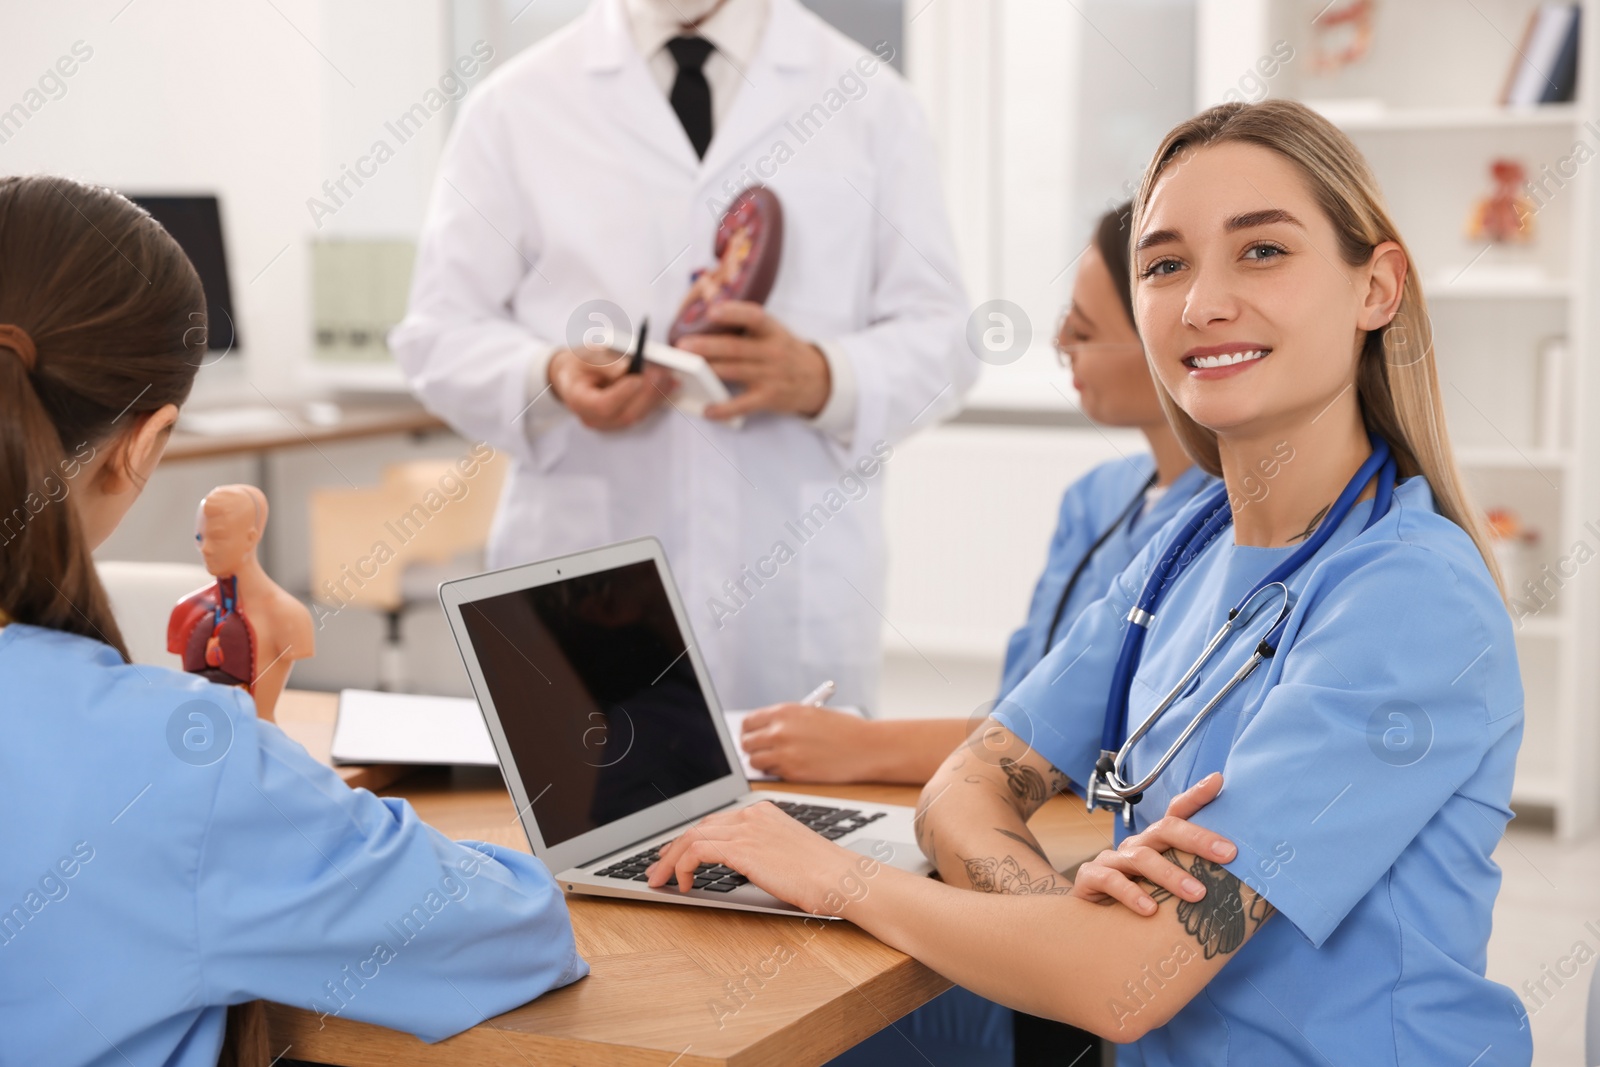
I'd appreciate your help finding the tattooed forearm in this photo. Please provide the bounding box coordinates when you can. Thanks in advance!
[960,853,1071,895]
[918,742,1071,889]
[1289,503,1331,543]
[1134,849,1274,959]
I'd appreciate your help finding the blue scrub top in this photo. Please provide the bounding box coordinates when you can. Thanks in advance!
[0,624,587,1067]
[995,474,1530,1065]
[997,457,1214,700]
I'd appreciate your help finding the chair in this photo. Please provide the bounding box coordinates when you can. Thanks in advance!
[95,560,214,669]
[308,453,505,690]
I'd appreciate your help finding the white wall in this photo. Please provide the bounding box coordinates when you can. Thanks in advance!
[314,2,453,240]
[881,1,1193,675]
[906,0,1194,412]
[0,0,448,400]
[881,423,1145,658]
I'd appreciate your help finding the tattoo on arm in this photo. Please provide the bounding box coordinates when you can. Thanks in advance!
[999,757,1046,804]
[1289,503,1331,544]
[959,853,1071,895]
[993,827,1078,887]
[999,757,1068,806]
[916,749,1069,879]
[1134,849,1275,959]
[994,827,1037,849]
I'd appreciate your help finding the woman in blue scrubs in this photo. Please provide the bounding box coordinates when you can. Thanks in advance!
[0,177,584,1067]
[738,203,1211,787]
[646,99,1529,1065]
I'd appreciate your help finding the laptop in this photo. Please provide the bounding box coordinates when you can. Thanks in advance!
[438,536,933,917]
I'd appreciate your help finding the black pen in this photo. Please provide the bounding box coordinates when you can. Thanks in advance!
[627,317,648,374]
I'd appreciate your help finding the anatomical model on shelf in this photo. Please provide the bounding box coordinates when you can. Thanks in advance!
[1467,158,1536,244]
[1309,0,1374,74]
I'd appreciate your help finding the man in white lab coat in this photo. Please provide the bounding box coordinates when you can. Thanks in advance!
[392,0,973,711]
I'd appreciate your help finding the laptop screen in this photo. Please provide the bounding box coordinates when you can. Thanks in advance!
[456,558,732,849]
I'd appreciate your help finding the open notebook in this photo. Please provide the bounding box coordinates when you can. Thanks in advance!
[330,690,497,766]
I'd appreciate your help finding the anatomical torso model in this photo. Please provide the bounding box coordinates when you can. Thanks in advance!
[166,484,314,722]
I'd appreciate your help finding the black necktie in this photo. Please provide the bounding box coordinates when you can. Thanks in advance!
[667,35,715,159]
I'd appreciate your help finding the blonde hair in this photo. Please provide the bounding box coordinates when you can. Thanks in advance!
[1129,99,1506,601]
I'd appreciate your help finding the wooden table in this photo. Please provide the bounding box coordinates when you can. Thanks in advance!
[163,398,447,464]
[269,691,1116,1066]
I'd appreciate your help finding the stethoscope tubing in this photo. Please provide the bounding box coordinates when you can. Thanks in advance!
[1094,432,1398,807]
[1039,468,1159,662]
[1107,582,1289,800]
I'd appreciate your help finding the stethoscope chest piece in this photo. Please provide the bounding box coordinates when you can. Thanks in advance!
[1087,753,1141,831]
[1088,580,1292,831]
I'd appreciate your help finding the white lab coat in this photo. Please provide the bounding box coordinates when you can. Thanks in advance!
[392,0,973,711]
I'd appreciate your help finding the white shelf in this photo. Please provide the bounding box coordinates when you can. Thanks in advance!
[1425,276,1572,300]
[1310,102,1583,132]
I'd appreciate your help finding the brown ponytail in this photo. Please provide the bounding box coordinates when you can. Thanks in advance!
[0,176,206,659]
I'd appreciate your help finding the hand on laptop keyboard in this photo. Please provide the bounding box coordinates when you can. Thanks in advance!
[643,798,904,916]
[596,844,750,891]
[599,801,884,891]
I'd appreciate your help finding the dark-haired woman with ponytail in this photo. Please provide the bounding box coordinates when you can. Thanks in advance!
[0,176,584,1067]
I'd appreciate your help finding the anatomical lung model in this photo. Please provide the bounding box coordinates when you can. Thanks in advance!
[167,484,314,722]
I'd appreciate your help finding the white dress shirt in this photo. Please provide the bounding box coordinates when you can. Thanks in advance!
[625,0,767,127]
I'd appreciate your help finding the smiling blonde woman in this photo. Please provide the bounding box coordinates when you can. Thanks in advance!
[645,99,1529,1065]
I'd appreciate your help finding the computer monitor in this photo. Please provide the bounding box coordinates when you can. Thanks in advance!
[126,194,238,353]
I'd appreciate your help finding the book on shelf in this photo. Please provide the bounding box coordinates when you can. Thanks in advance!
[1501,3,1581,107]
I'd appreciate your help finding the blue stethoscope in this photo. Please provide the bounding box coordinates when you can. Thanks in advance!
[1085,431,1398,829]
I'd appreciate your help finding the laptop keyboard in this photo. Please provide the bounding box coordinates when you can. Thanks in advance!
[594,800,888,891]
[772,800,887,838]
